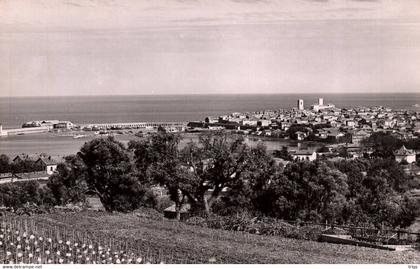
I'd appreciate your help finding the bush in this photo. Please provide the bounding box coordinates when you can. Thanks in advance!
[0,182,42,209]
[132,207,164,221]
[185,216,207,227]
[15,203,50,216]
[185,213,325,241]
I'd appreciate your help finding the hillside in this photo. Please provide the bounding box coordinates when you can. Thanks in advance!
[31,211,420,264]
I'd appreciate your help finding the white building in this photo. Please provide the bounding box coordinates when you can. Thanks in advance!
[241,120,259,126]
[0,125,5,136]
[394,146,416,164]
[293,150,317,161]
[35,156,61,175]
[258,119,271,127]
[312,97,336,112]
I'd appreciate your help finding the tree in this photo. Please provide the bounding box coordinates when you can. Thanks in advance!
[129,133,191,220]
[270,161,349,223]
[273,146,293,161]
[337,146,351,158]
[47,155,88,205]
[363,132,403,158]
[368,158,410,193]
[10,159,42,173]
[132,132,270,217]
[157,125,167,133]
[177,133,253,215]
[0,182,41,208]
[214,143,280,215]
[78,136,154,212]
[0,154,10,173]
[317,146,330,153]
[287,124,310,140]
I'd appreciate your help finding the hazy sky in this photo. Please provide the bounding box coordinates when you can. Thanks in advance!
[0,0,419,97]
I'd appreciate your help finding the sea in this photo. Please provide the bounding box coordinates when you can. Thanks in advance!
[1,93,420,129]
[0,93,419,156]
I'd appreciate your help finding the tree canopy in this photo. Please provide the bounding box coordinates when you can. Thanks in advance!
[78,136,155,212]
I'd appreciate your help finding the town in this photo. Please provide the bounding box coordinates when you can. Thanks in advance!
[1,97,420,184]
[187,97,420,168]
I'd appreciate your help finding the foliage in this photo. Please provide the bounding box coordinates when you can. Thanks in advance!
[336,146,351,158]
[10,159,43,173]
[331,158,417,228]
[213,143,280,216]
[362,132,403,158]
[267,161,349,223]
[273,146,293,161]
[78,136,155,212]
[287,124,310,140]
[177,133,260,215]
[0,182,43,208]
[188,213,324,241]
[316,146,330,153]
[47,155,88,206]
[0,154,10,173]
[131,132,268,217]
[4,132,420,230]
[129,133,188,219]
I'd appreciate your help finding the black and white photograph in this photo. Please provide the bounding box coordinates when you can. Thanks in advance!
[0,0,420,266]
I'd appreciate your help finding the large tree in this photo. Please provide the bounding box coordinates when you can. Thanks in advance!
[214,143,280,215]
[270,161,349,223]
[47,155,88,205]
[331,158,419,228]
[78,136,154,212]
[177,133,253,215]
[130,133,270,217]
[129,133,192,220]
[362,132,403,158]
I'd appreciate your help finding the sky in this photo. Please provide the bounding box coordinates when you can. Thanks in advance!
[0,0,419,97]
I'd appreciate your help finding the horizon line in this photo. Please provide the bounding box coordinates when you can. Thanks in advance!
[0,91,419,99]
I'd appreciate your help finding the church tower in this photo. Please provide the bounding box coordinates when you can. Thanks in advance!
[297,99,304,110]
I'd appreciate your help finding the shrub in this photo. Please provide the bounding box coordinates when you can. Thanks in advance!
[185,216,207,227]
[132,207,164,221]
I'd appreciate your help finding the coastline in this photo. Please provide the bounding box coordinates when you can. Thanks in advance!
[0,131,321,157]
[1,93,419,128]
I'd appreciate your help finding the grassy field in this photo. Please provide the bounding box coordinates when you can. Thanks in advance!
[28,211,420,264]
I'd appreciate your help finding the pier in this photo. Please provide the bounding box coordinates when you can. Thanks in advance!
[0,125,50,137]
[81,121,188,130]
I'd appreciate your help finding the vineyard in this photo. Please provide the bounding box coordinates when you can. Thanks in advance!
[0,211,419,264]
[0,216,163,264]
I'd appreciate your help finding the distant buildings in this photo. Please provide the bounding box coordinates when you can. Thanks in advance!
[35,156,60,175]
[394,146,416,164]
[292,150,317,161]
[311,98,336,112]
[22,120,60,129]
[297,99,304,110]
[351,130,370,145]
[0,119,75,137]
[82,122,187,132]
[12,154,61,175]
[0,124,50,137]
[53,121,74,129]
[295,97,336,112]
